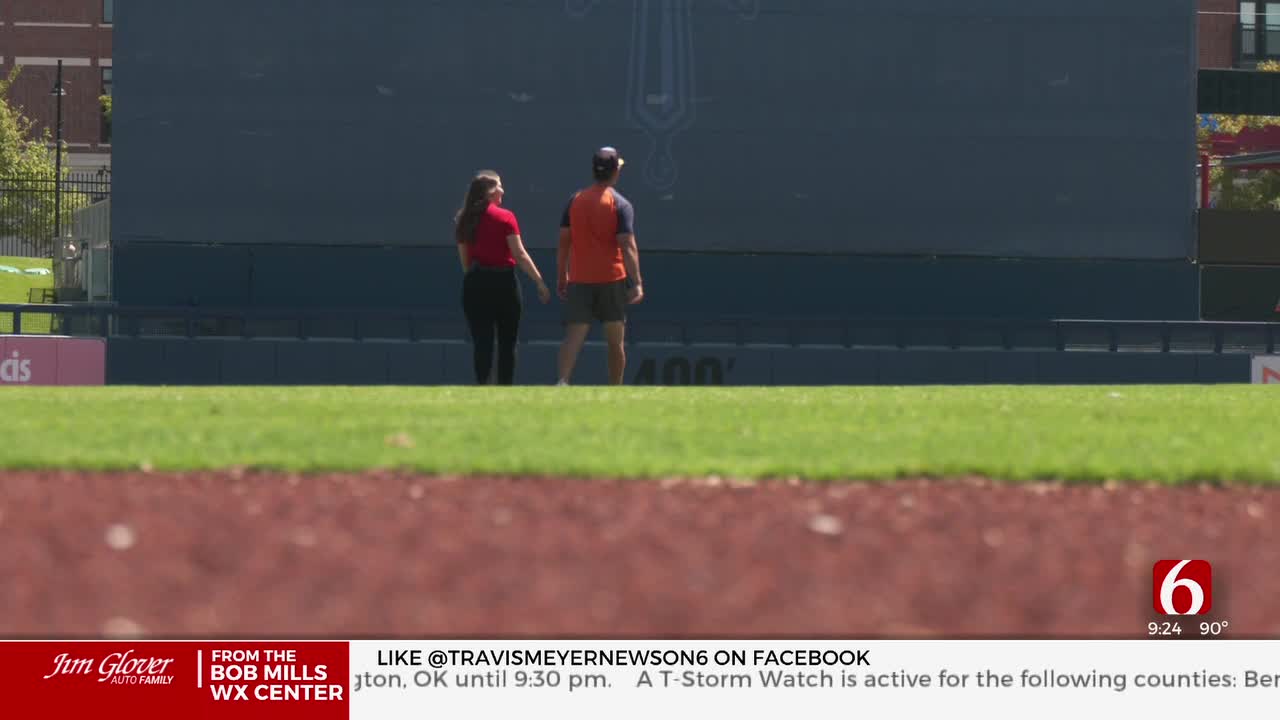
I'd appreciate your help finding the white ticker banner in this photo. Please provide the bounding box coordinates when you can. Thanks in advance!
[348,640,1278,718]
[9,638,1276,718]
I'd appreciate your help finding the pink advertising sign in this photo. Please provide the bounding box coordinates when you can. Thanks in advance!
[0,336,106,386]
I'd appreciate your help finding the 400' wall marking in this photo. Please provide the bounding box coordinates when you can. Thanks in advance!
[632,356,738,386]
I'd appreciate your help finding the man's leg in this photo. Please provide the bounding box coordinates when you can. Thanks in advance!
[558,283,594,385]
[558,324,590,384]
[603,321,626,385]
[600,280,629,385]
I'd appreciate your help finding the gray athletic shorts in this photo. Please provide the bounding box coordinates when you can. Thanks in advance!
[564,280,628,325]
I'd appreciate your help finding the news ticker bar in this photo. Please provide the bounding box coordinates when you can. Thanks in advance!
[5,640,1280,719]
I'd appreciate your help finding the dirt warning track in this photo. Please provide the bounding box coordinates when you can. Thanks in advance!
[0,472,1272,638]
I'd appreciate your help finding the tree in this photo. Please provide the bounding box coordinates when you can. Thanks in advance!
[0,66,86,256]
[1198,60,1280,210]
[100,94,111,144]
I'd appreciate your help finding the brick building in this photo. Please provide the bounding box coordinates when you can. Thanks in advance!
[1201,0,1238,68]
[0,0,113,171]
[1201,0,1280,69]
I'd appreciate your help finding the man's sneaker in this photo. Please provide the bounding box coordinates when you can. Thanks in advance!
[556,380,570,387]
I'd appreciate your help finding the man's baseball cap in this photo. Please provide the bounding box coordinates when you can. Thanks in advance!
[592,146,625,174]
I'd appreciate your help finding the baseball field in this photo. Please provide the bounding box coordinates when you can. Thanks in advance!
[0,256,53,334]
[2,385,1276,638]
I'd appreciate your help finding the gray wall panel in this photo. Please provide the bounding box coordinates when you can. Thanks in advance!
[113,244,252,307]
[1195,354,1253,383]
[218,340,280,385]
[879,350,990,385]
[157,339,222,385]
[275,339,392,385]
[984,352,1042,384]
[106,337,166,385]
[387,343,447,385]
[1035,352,1200,384]
[770,348,881,385]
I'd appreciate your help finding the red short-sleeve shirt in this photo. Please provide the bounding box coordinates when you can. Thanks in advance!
[460,203,519,268]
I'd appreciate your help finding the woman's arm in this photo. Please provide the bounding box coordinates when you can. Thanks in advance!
[457,242,470,273]
[507,234,551,303]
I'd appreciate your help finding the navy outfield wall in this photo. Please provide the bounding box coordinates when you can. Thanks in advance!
[105,337,1252,386]
[112,0,1200,324]
[111,244,1200,323]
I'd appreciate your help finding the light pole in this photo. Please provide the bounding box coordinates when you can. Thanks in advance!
[51,59,66,242]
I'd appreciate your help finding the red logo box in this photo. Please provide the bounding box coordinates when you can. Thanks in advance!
[0,642,349,720]
[1153,560,1213,615]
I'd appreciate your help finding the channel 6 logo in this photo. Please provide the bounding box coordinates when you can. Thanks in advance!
[1153,560,1213,615]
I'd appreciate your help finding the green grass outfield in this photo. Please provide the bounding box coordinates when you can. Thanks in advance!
[0,386,1277,483]
[0,255,54,334]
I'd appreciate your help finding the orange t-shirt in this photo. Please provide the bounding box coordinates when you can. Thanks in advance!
[560,185,634,284]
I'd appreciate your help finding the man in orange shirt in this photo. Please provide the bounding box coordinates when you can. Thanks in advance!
[556,147,644,385]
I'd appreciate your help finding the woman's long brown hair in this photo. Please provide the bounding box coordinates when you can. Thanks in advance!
[453,171,500,244]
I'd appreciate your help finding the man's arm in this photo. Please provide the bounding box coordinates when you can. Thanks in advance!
[557,197,574,299]
[556,229,572,300]
[619,233,643,304]
[615,197,643,304]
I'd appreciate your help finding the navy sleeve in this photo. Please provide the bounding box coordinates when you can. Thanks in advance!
[615,194,635,235]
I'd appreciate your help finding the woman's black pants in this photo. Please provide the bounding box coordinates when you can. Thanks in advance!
[462,268,522,385]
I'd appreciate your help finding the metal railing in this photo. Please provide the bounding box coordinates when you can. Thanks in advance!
[1,303,1277,356]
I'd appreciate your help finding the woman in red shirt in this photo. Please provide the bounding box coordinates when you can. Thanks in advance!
[453,170,551,385]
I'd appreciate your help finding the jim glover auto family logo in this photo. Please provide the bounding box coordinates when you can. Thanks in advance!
[42,650,177,686]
